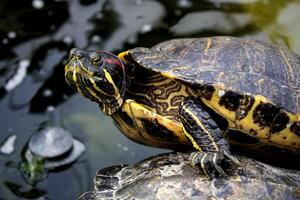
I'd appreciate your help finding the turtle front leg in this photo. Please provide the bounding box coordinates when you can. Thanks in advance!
[179,98,239,177]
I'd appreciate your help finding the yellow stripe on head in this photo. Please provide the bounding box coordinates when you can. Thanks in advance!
[103,68,121,99]
[77,57,92,75]
[64,57,75,71]
[89,78,114,97]
[72,71,77,82]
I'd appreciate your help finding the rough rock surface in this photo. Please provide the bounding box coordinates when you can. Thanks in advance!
[78,152,300,200]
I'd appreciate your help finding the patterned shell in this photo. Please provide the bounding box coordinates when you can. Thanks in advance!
[129,37,300,114]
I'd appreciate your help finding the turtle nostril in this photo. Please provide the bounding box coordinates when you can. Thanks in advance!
[69,48,83,59]
[75,54,83,60]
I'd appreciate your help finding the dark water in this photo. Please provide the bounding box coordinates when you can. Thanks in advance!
[0,0,299,199]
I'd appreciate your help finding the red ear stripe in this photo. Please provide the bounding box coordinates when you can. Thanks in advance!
[96,50,125,69]
[103,58,124,68]
[96,51,126,98]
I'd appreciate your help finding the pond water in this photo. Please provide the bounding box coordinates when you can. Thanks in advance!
[0,0,300,199]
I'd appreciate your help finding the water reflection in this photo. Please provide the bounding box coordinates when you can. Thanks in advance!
[0,0,299,199]
[3,181,47,199]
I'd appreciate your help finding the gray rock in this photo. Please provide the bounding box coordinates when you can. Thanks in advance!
[78,152,300,200]
[20,127,86,185]
[44,139,86,169]
[29,127,73,158]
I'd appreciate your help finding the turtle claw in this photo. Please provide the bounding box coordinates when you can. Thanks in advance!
[223,149,240,165]
[212,153,227,176]
[189,150,238,178]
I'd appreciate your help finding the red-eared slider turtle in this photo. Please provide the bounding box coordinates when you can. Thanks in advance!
[64,36,300,177]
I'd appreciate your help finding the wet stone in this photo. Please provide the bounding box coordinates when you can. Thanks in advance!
[44,138,85,169]
[21,128,85,185]
[29,127,73,158]
[78,152,300,200]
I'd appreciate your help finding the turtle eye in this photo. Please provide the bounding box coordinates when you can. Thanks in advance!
[92,57,102,65]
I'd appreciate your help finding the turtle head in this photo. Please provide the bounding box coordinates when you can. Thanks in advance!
[65,48,126,115]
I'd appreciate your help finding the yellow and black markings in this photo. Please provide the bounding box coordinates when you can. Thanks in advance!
[199,85,300,152]
[67,48,300,155]
[180,104,219,151]
[112,99,188,149]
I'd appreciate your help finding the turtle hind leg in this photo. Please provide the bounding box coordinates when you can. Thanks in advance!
[179,98,239,177]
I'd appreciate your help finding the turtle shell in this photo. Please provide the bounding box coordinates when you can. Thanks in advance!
[129,37,300,114]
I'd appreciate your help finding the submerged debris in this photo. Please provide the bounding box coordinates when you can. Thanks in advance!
[0,134,17,155]
[177,0,192,8]
[7,31,17,39]
[32,0,45,9]
[5,60,30,91]
[140,24,152,33]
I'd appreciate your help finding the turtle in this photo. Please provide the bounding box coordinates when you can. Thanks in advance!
[64,36,300,177]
